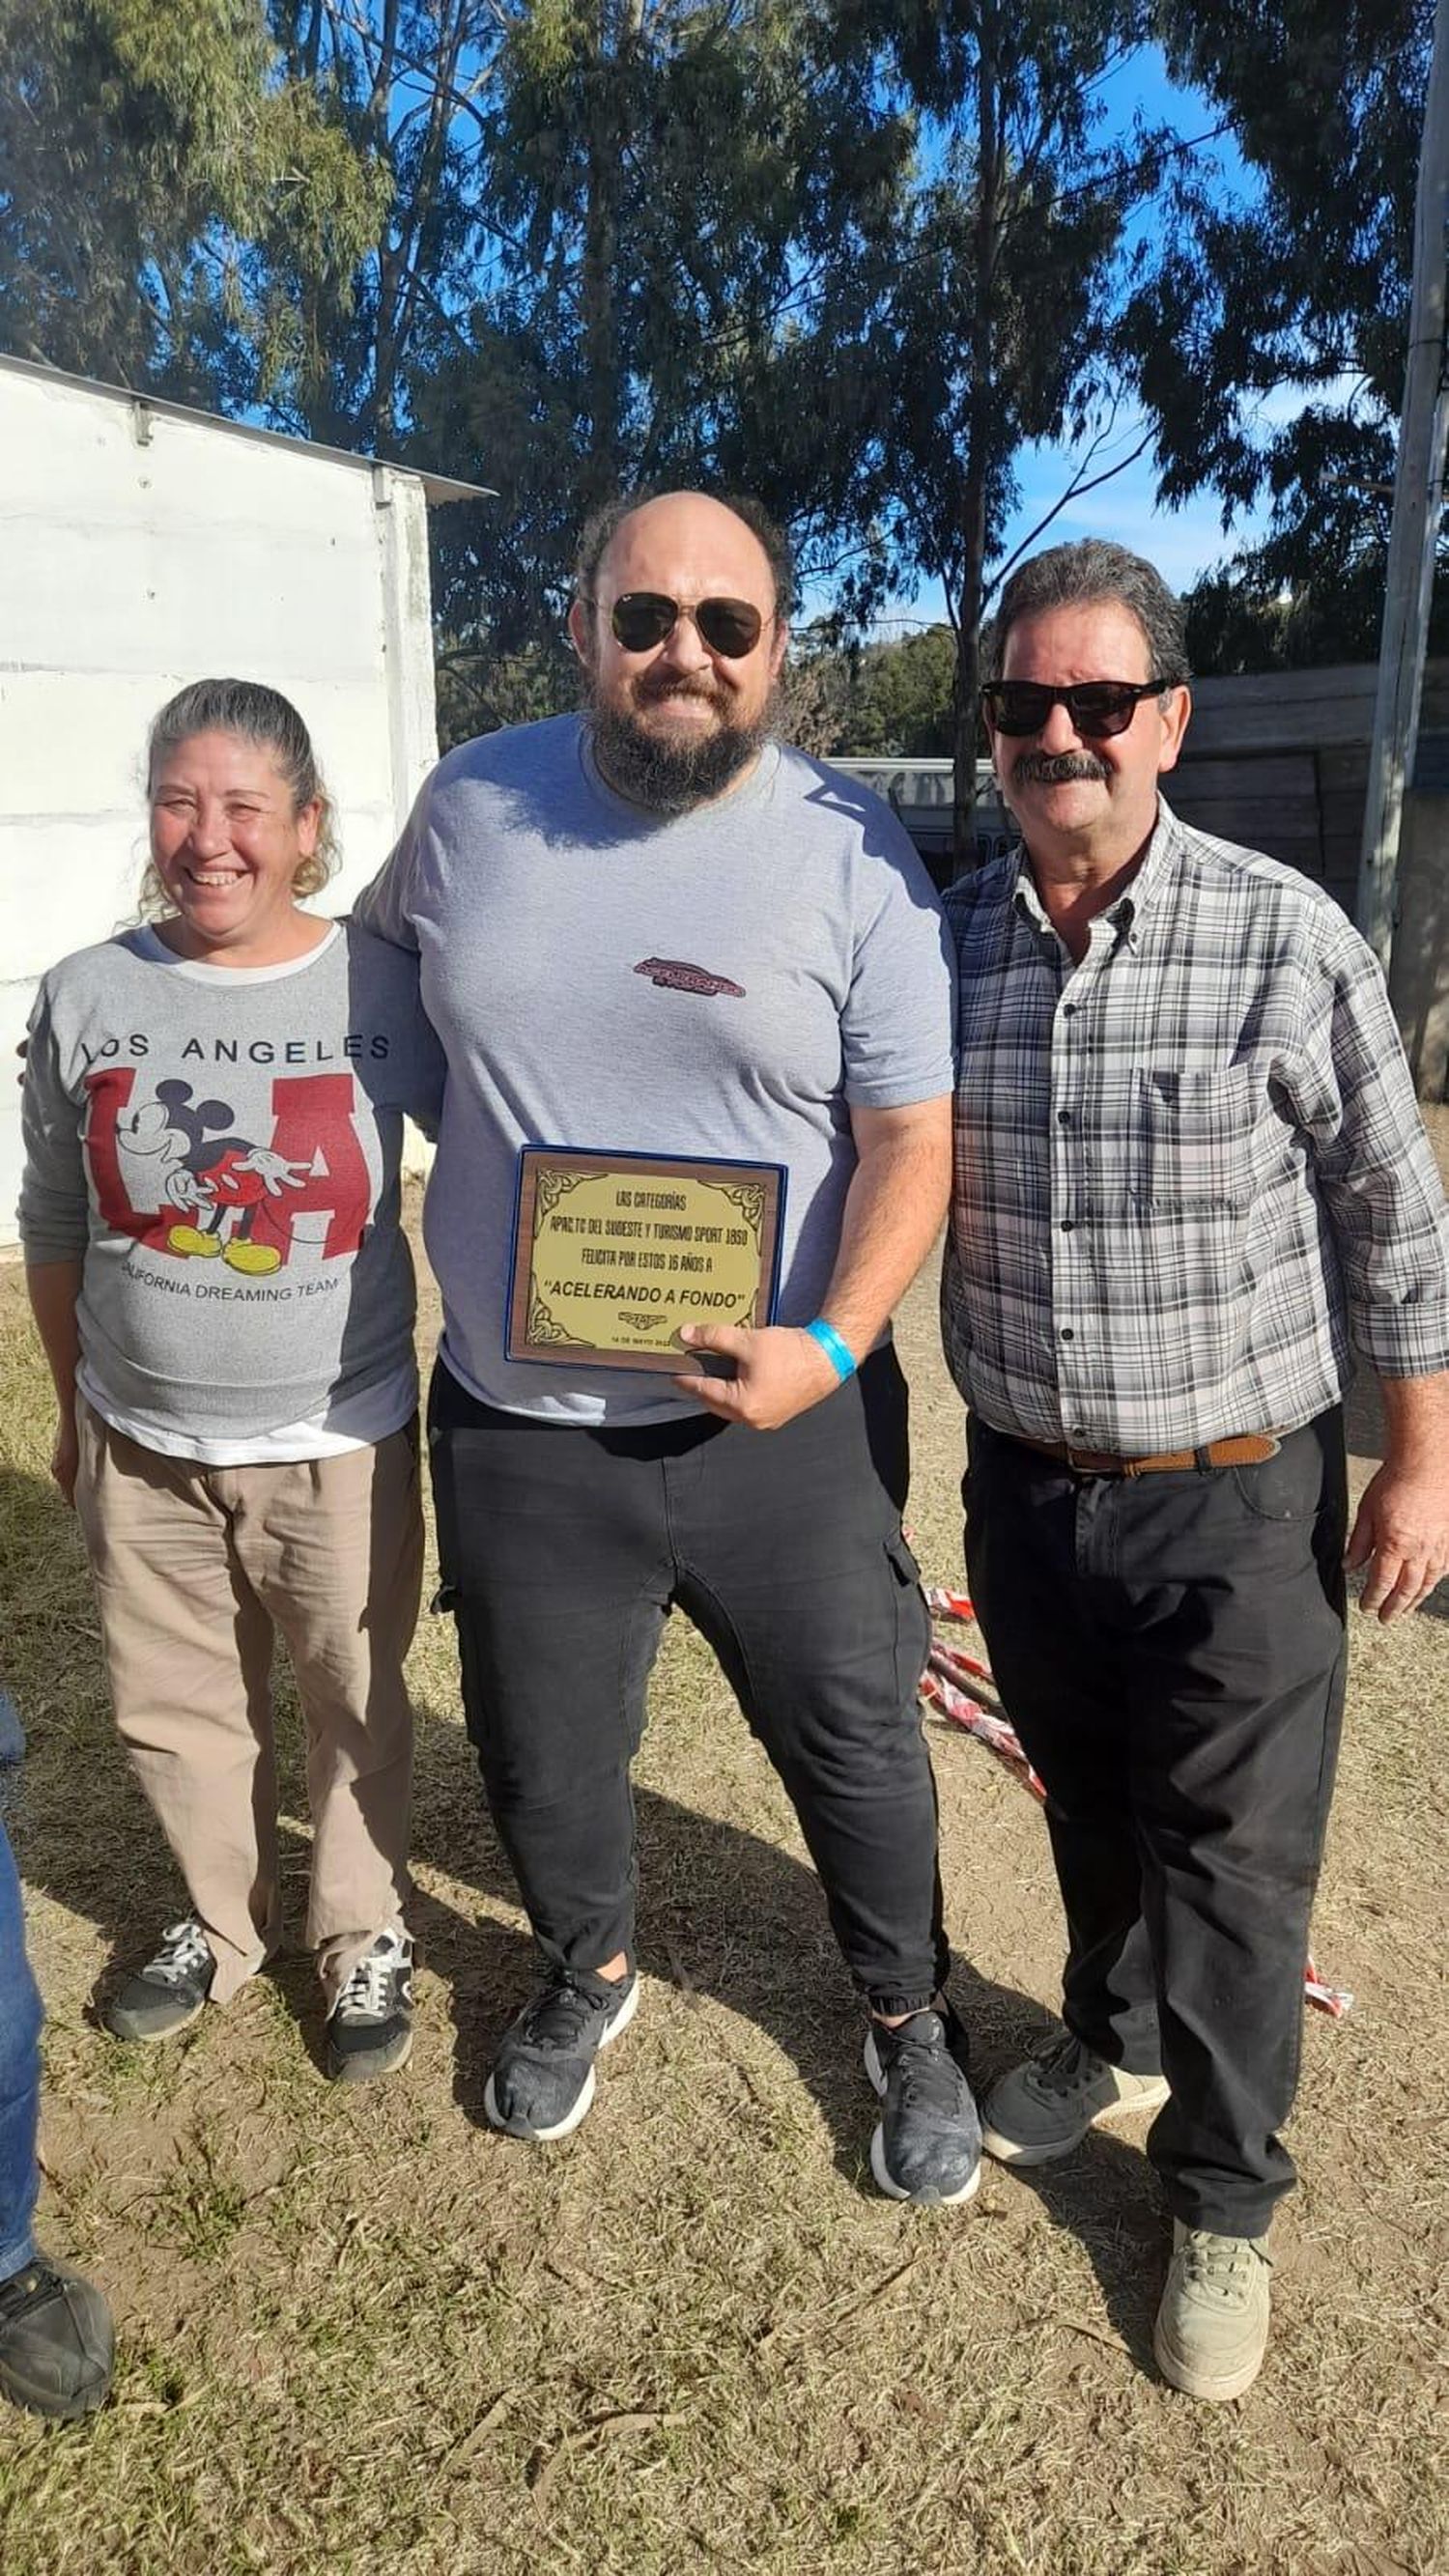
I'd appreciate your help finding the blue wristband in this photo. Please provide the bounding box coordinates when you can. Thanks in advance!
[805,1316,856,1382]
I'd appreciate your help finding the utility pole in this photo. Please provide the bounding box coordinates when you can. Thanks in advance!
[1356,0,1449,970]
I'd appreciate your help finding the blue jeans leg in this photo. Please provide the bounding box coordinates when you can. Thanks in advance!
[0,1815,43,2282]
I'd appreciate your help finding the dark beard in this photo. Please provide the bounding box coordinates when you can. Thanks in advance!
[585,682,769,813]
[1010,749,1110,786]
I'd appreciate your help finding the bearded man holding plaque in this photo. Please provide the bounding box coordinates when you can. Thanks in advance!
[354,490,979,2202]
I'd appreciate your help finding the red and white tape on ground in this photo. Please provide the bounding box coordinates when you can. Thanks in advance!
[919,1592,1353,2018]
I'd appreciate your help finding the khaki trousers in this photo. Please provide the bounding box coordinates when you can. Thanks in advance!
[74,1401,421,2006]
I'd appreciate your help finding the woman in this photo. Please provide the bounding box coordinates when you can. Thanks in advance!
[19,680,443,2081]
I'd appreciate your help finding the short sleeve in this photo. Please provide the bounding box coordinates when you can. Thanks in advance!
[17,980,90,1262]
[352,772,432,952]
[840,832,955,1109]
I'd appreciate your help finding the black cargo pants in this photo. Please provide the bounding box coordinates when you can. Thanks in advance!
[429,1347,947,2015]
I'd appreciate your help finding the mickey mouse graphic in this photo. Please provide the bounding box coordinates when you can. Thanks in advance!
[117,1079,307,1276]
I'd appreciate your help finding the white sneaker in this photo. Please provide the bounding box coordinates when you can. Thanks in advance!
[1153,2222,1272,2400]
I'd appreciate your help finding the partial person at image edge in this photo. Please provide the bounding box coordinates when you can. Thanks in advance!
[0,1792,113,2418]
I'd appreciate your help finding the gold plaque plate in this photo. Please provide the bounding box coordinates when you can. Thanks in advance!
[507,1147,785,1372]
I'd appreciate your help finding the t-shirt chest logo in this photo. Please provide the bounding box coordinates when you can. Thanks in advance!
[633,956,746,998]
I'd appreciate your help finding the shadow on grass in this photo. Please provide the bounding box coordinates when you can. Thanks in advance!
[403,1692,1022,2176]
[4,1453,1169,2368]
[395,1694,1167,2365]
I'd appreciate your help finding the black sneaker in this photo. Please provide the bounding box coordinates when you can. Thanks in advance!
[0,2256,114,2419]
[484,1969,639,2140]
[863,2004,982,2205]
[102,1917,215,2041]
[326,1928,415,2082]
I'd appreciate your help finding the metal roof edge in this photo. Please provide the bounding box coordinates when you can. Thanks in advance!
[0,349,495,505]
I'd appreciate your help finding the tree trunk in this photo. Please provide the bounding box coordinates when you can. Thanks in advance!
[581,0,641,503]
[952,613,985,879]
[952,7,1003,876]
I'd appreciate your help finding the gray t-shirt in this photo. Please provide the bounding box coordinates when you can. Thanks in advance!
[19,921,443,1443]
[355,715,953,1425]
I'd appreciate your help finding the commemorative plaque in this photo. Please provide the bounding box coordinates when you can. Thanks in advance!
[506,1147,786,1371]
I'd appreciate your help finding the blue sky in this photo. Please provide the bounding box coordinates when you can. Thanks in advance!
[875,44,1278,630]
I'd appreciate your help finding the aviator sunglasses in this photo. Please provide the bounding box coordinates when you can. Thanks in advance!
[597,591,772,659]
[980,677,1173,738]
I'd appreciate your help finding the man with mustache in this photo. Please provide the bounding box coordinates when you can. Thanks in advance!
[355,490,980,2202]
[944,538,1449,2397]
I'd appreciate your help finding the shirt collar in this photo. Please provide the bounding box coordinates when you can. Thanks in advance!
[1009,795,1184,952]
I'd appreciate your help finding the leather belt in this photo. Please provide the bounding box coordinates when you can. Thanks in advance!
[1012,1430,1281,1478]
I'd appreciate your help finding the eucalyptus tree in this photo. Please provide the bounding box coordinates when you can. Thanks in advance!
[0,0,383,403]
[1137,0,1436,667]
[802,0,1189,857]
[412,0,914,677]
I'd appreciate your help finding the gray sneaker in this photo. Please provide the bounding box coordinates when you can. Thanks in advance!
[326,1928,415,2083]
[864,2005,981,2205]
[980,2028,1169,2164]
[102,1917,215,2042]
[484,1970,639,2140]
[1153,2222,1272,2400]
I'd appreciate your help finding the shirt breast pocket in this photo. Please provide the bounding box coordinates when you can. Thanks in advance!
[1130,1065,1258,1215]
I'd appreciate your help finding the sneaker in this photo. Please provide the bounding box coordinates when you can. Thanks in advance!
[1153,2222,1272,2401]
[102,1917,215,2042]
[980,2028,1169,2164]
[484,1970,639,2141]
[326,1927,414,2082]
[863,2005,981,2205]
[0,2256,114,2419]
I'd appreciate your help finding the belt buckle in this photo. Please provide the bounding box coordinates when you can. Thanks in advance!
[1061,1441,1104,1474]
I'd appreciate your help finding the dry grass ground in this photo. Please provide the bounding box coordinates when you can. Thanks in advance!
[2,1166,1447,2576]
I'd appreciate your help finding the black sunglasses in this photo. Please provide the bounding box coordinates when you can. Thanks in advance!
[597,591,771,659]
[980,678,1174,739]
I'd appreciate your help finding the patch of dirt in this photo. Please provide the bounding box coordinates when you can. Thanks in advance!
[2,1160,1447,2576]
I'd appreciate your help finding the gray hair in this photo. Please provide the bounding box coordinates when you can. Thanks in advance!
[142,677,339,912]
[575,488,796,620]
[984,541,1190,688]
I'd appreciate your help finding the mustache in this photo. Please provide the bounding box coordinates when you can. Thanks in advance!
[1011,749,1110,786]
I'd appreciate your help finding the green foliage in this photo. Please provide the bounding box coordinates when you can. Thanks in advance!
[0,0,1433,743]
[828,627,957,757]
[0,0,381,400]
[1135,0,1432,653]
[259,0,485,444]
[434,636,577,752]
[415,0,915,656]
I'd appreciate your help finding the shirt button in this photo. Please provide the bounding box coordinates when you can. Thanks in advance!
[1060,1327,1075,1343]
[1063,1003,1077,1017]
[1060,1218,1075,1231]
[1072,1425,1089,1439]
[1057,1109,1072,1126]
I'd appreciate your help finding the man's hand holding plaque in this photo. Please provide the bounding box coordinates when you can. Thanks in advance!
[671,1320,842,1428]
[507,1147,785,1372]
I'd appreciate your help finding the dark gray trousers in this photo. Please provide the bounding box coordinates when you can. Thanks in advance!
[965,1410,1349,2237]
[429,1349,945,2015]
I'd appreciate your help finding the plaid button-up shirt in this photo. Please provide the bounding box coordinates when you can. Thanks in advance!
[941,800,1449,1454]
